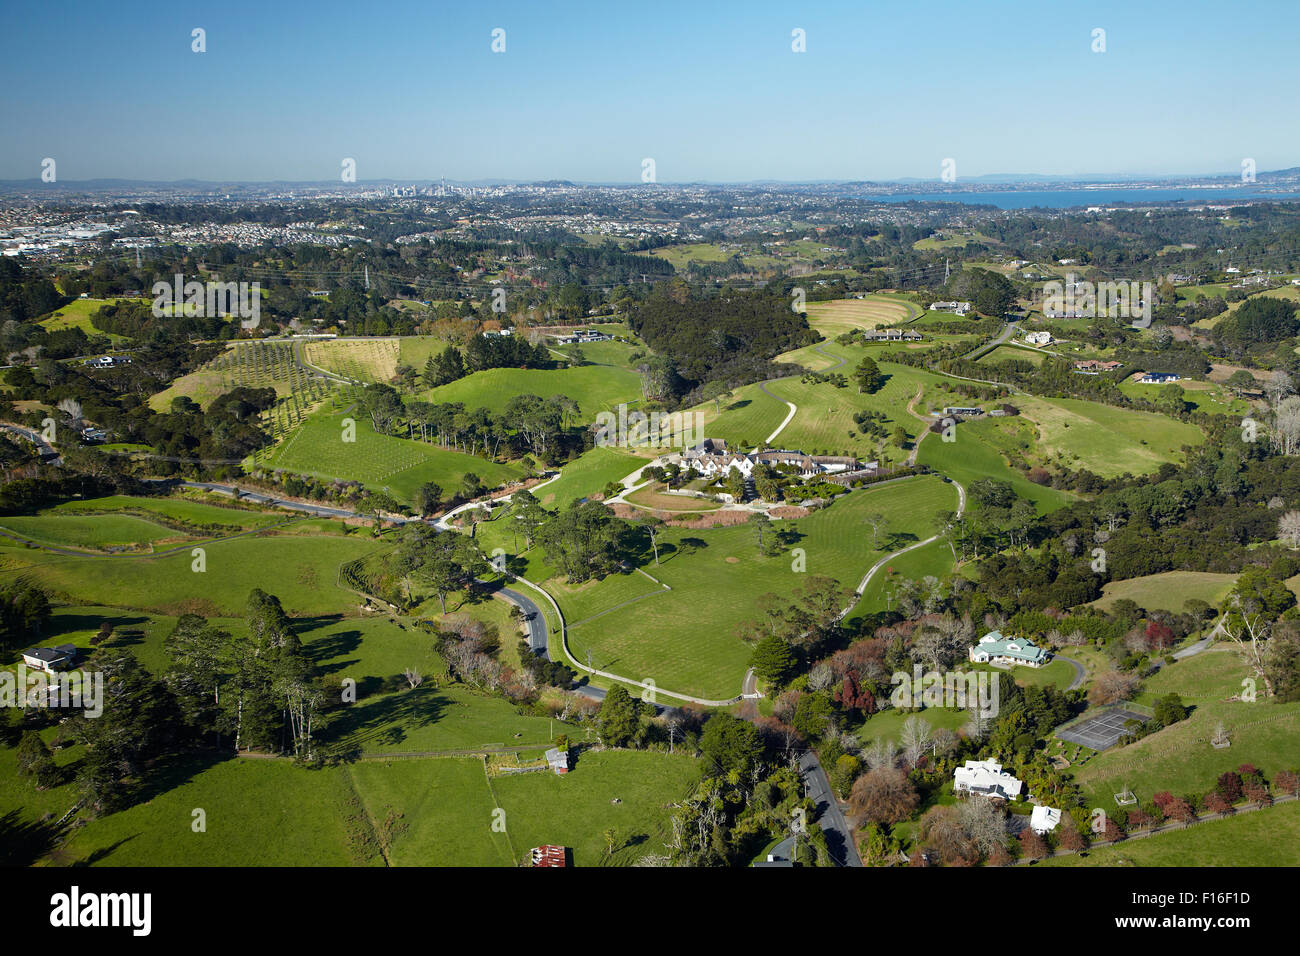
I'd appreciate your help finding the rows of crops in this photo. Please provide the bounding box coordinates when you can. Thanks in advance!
[201,341,346,454]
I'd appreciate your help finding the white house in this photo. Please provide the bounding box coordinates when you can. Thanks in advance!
[1023,331,1052,346]
[954,759,1023,801]
[969,630,1050,668]
[930,301,971,316]
[21,644,78,673]
[1137,372,1180,385]
[1030,806,1062,835]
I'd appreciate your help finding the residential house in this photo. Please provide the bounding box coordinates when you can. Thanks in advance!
[1023,331,1052,346]
[929,301,971,316]
[1074,360,1123,375]
[1030,806,1062,835]
[1137,372,1180,384]
[953,759,1023,801]
[21,644,79,673]
[969,630,1050,668]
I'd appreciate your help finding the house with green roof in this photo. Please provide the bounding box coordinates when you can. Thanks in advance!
[968,631,1050,668]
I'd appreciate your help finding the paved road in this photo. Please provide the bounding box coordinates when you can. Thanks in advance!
[799,750,862,867]
[755,381,797,449]
[962,320,1019,361]
[173,480,420,523]
[1,422,62,464]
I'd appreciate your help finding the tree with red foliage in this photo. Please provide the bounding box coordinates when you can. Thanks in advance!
[1165,797,1197,825]
[832,670,876,715]
[1144,620,1176,650]
[987,844,1013,867]
[1058,820,1088,851]
[1243,780,1272,807]
[1019,828,1049,860]
[1216,771,1243,803]
[1100,818,1126,843]
[1127,807,1152,832]
[1203,792,1232,816]
[1274,770,1300,797]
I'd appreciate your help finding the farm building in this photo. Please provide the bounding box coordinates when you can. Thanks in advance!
[529,845,567,867]
[545,747,570,775]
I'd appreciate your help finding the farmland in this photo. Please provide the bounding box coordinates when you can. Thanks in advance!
[493,475,960,699]
[258,408,521,505]
[421,364,643,422]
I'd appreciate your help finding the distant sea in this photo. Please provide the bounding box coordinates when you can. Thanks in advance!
[866,187,1300,210]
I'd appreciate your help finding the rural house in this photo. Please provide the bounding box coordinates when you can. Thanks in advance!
[968,631,1050,668]
[953,759,1024,801]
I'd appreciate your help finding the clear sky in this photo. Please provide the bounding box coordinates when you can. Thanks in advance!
[2,0,1297,183]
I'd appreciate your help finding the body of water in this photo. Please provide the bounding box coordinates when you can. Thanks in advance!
[865,188,1300,210]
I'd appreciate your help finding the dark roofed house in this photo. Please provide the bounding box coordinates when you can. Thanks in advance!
[22,644,78,673]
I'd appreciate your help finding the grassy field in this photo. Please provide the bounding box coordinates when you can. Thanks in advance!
[530,446,644,509]
[347,750,698,866]
[304,338,401,383]
[1012,396,1204,478]
[260,409,521,505]
[36,297,134,343]
[422,364,642,422]
[1092,571,1237,613]
[1069,648,1300,813]
[1039,799,1300,866]
[152,340,340,445]
[687,359,966,465]
[510,476,959,699]
[801,294,921,336]
[918,421,1076,514]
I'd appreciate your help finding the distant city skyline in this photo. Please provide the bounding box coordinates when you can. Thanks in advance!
[2,0,1298,183]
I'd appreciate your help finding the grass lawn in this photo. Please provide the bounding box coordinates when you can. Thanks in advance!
[421,364,642,422]
[36,297,134,343]
[531,446,644,509]
[623,483,722,513]
[918,421,1075,514]
[260,409,522,505]
[1039,799,1300,866]
[541,476,959,699]
[1091,571,1237,613]
[1070,649,1300,812]
[347,749,699,866]
[855,705,971,747]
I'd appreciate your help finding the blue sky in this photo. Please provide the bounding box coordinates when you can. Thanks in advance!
[2,0,1297,183]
